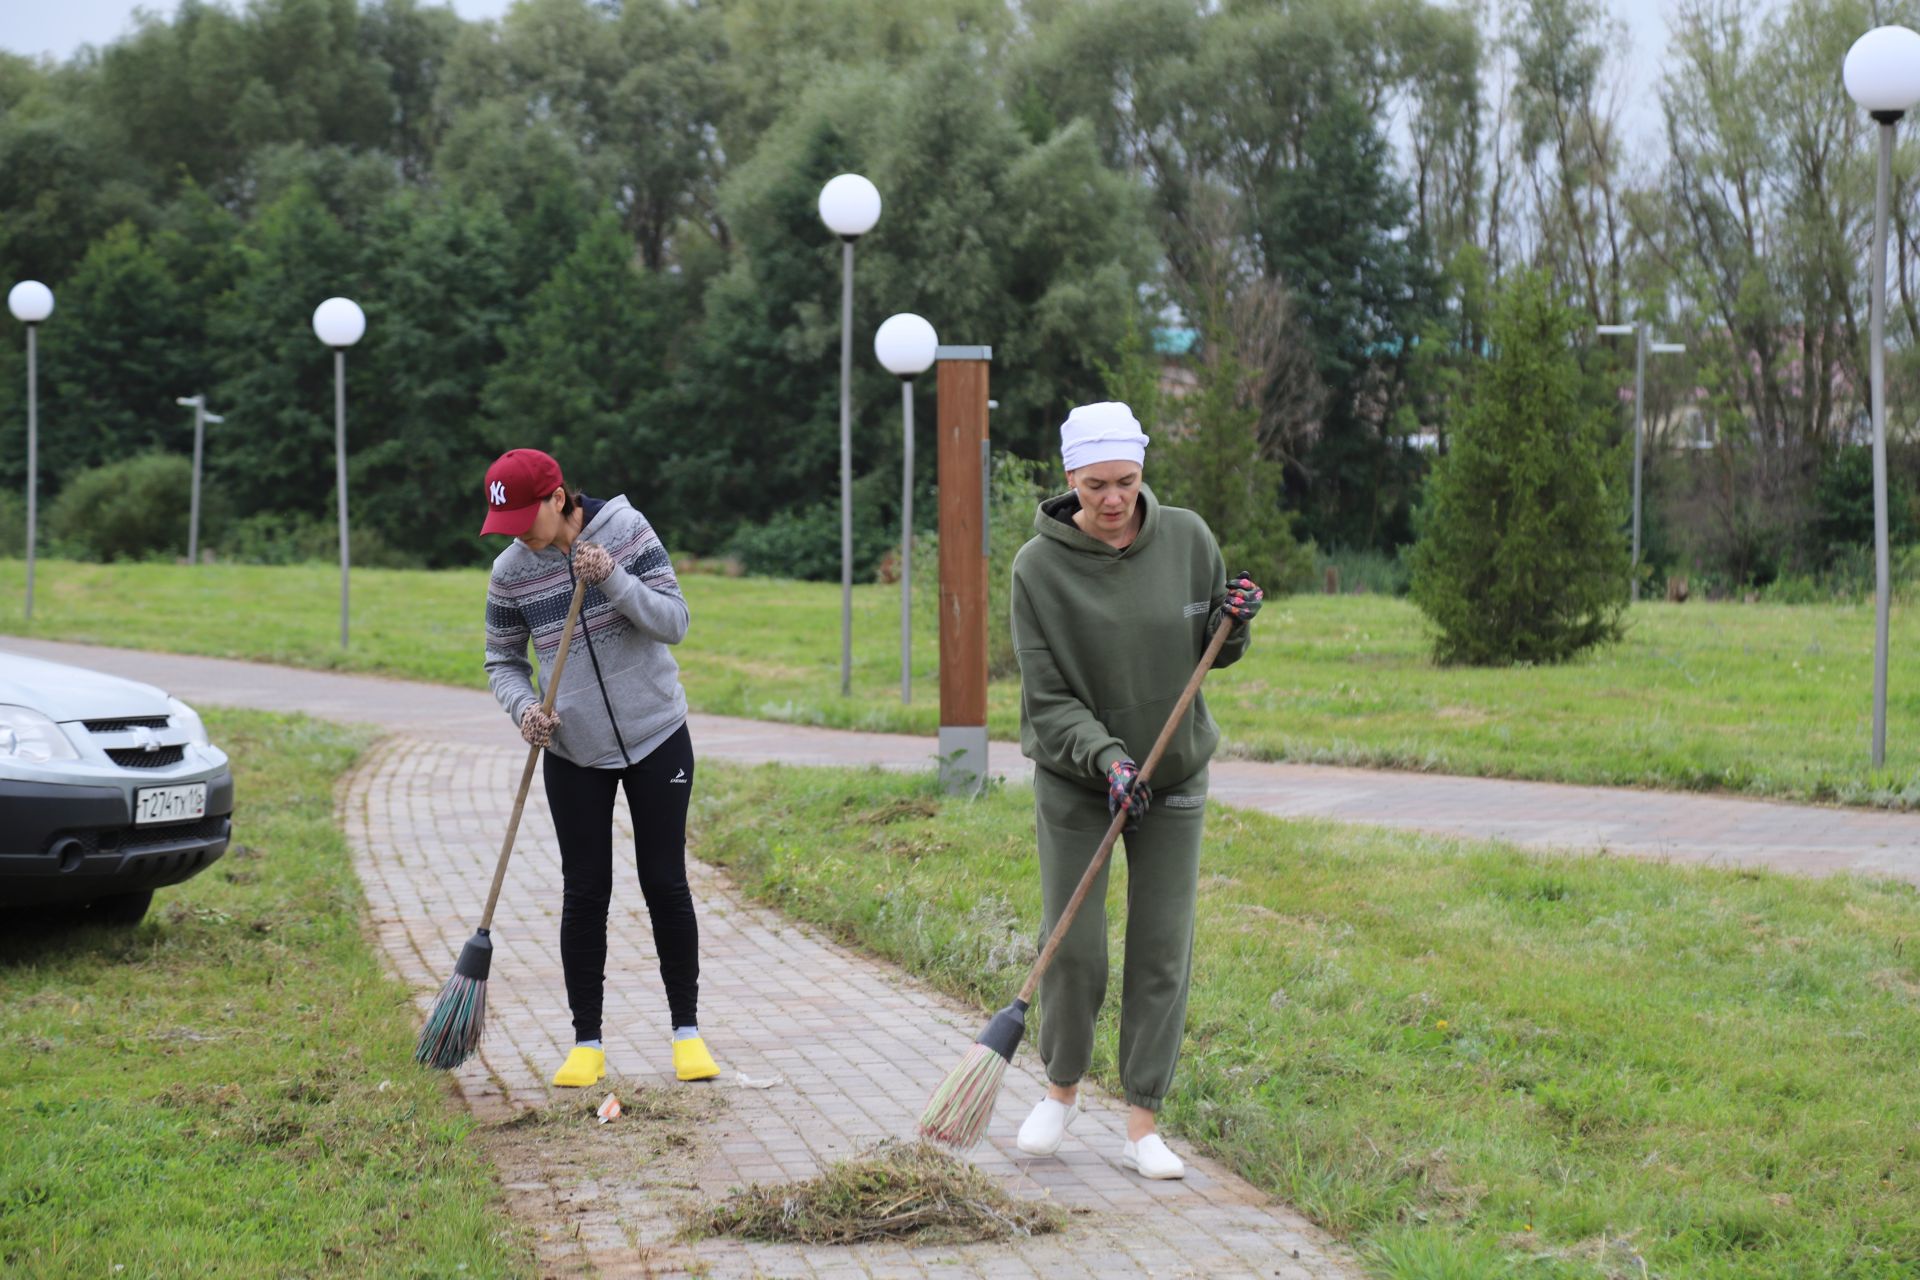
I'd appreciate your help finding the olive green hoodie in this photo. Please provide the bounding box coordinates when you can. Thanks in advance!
[1009,485,1250,791]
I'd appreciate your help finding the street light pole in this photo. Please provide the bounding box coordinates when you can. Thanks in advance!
[1598,321,1685,601]
[874,313,940,705]
[312,297,366,651]
[1844,24,1920,769]
[8,282,52,621]
[177,395,225,564]
[1872,118,1895,768]
[818,174,882,697]
[839,238,855,695]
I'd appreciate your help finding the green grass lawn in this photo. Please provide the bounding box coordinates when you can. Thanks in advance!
[690,762,1920,1279]
[3,557,1919,803]
[0,710,528,1278]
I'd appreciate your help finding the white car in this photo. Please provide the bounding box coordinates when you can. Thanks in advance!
[0,653,234,924]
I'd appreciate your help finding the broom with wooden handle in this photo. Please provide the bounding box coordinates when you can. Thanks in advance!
[416,572,591,1070]
[917,617,1237,1150]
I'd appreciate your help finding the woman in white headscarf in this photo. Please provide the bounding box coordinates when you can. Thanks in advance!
[1005,402,1264,1179]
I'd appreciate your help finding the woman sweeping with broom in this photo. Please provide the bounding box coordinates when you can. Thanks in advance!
[1003,402,1263,1179]
[479,447,720,1089]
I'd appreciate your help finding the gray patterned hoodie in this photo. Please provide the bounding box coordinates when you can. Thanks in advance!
[484,494,689,767]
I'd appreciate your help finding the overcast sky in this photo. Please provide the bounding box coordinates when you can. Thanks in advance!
[4,0,1773,154]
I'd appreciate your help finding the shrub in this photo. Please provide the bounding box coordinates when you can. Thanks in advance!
[1408,272,1629,664]
[46,454,192,562]
[212,511,414,568]
[725,470,900,582]
[1814,445,1917,562]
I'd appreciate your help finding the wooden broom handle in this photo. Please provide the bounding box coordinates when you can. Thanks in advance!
[1018,617,1235,1003]
[479,572,591,930]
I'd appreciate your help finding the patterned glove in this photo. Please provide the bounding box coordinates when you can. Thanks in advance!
[519,704,560,749]
[1106,759,1152,832]
[1223,570,1264,625]
[571,541,615,586]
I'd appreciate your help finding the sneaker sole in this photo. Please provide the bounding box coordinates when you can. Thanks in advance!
[1119,1154,1186,1181]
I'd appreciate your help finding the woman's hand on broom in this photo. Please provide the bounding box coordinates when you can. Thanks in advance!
[571,541,615,586]
[519,704,560,748]
[1223,570,1264,624]
[1106,759,1152,832]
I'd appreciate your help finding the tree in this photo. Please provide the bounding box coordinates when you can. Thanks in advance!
[1409,272,1628,665]
[1262,90,1436,552]
[39,223,196,488]
[482,211,689,528]
[355,194,519,567]
[207,185,362,525]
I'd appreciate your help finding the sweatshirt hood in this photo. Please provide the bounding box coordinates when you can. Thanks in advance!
[1032,484,1161,557]
[518,494,632,562]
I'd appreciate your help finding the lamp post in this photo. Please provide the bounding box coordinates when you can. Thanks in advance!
[1597,321,1686,601]
[1844,25,1920,769]
[818,173,881,696]
[175,395,225,565]
[8,281,52,620]
[312,297,365,650]
[874,312,939,705]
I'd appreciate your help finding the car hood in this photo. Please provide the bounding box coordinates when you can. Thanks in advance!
[0,652,175,721]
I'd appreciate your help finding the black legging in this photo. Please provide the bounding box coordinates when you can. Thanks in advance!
[542,723,698,1042]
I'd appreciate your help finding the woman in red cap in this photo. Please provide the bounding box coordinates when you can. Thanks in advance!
[478,447,719,1088]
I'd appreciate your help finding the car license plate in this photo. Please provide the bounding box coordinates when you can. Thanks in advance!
[135,783,206,825]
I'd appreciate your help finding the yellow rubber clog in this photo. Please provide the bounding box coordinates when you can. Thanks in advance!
[552,1045,606,1088]
[672,1036,720,1082]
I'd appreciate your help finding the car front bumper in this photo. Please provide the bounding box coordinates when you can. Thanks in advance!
[0,770,236,907]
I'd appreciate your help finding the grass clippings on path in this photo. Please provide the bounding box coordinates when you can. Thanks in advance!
[687,1140,1065,1247]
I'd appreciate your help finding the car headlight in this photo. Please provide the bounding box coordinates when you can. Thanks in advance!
[0,705,81,763]
[168,697,210,746]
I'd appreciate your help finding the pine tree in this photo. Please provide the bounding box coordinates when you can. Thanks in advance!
[1408,272,1628,665]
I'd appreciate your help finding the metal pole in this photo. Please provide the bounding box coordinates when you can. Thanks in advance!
[900,377,914,704]
[1872,118,1895,769]
[188,400,204,565]
[335,349,350,651]
[1631,322,1646,603]
[839,238,854,697]
[24,324,36,622]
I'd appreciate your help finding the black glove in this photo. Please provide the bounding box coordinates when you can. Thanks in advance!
[1106,759,1152,832]
[1223,570,1264,625]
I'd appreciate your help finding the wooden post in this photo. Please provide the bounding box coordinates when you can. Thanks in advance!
[936,345,991,795]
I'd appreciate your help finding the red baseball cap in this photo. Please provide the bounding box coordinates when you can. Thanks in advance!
[480,449,565,536]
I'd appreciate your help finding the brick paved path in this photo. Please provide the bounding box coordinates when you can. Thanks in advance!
[9,636,1920,880]
[348,734,1358,1278]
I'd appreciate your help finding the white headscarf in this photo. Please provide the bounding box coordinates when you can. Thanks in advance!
[1059,401,1150,472]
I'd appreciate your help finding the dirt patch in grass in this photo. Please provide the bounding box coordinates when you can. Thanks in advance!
[855,796,943,825]
[477,1079,732,1276]
[686,1140,1066,1247]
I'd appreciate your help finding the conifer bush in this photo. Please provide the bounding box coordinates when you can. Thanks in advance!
[1408,272,1628,665]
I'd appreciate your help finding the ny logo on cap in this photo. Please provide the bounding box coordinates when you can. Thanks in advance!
[489,480,507,506]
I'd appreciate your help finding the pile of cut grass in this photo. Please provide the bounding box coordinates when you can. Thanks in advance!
[689,1141,1063,1246]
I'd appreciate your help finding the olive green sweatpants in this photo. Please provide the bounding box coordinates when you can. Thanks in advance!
[1032,764,1207,1112]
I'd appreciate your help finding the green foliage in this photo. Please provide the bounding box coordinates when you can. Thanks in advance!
[482,209,689,532]
[45,453,192,562]
[1265,90,1436,551]
[724,469,902,583]
[1141,319,1310,594]
[1814,446,1917,562]
[1409,272,1629,665]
